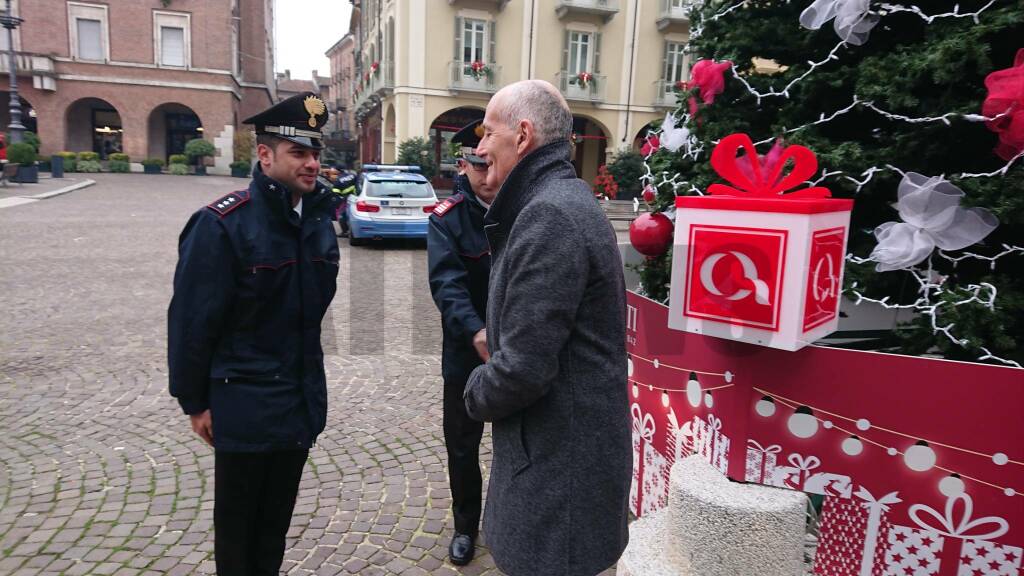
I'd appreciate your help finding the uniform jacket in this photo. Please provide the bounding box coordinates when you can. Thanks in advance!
[427,174,491,384]
[464,141,632,576]
[168,164,341,452]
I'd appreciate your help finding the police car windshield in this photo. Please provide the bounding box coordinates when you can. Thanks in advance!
[365,181,433,199]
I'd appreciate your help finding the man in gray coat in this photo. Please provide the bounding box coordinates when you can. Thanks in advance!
[465,79,631,576]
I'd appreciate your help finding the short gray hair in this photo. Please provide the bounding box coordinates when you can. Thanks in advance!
[495,80,572,147]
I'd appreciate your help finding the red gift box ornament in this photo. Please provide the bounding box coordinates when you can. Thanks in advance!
[709,133,832,199]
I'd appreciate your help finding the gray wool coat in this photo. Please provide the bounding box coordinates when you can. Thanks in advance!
[464,141,632,576]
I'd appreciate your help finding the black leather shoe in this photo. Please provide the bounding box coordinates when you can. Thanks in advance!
[448,533,475,566]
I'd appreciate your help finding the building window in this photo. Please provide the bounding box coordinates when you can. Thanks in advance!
[663,41,688,90]
[568,31,591,74]
[154,12,190,68]
[68,2,109,62]
[462,18,487,63]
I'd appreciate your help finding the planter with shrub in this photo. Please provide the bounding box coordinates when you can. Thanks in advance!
[109,160,130,173]
[57,151,78,173]
[230,160,251,178]
[77,151,99,163]
[142,158,165,174]
[168,154,188,166]
[76,160,102,173]
[185,138,216,176]
[8,142,38,183]
[169,163,190,176]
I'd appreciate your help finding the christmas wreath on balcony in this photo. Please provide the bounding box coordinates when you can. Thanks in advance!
[464,60,492,81]
[570,71,595,89]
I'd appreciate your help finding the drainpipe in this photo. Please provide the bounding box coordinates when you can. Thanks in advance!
[527,0,536,77]
[622,0,639,145]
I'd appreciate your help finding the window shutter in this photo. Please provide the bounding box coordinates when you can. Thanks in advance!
[488,21,496,64]
[594,32,602,73]
[161,26,186,67]
[454,16,463,63]
[561,29,569,73]
[77,18,103,61]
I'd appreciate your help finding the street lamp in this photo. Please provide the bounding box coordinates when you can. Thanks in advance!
[0,0,25,143]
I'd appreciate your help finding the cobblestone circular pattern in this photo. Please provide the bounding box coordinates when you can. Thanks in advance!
[0,174,539,576]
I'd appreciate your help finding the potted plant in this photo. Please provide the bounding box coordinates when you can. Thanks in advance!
[141,158,165,174]
[571,71,595,89]
[464,60,491,81]
[184,138,215,176]
[8,142,38,183]
[230,160,251,178]
[108,153,130,173]
[169,154,188,166]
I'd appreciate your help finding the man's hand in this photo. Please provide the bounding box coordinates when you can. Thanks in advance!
[472,329,490,362]
[189,410,214,446]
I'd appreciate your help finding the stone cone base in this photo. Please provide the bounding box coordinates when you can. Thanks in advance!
[618,455,807,576]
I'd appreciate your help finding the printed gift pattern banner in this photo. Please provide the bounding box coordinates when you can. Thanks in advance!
[625,291,1023,575]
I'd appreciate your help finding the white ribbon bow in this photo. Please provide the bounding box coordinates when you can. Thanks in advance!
[660,112,694,154]
[788,453,821,473]
[870,172,998,272]
[747,439,782,456]
[706,414,722,432]
[855,486,902,513]
[799,0,879,46]
[909,492,1009,541]
[631,403,655,443]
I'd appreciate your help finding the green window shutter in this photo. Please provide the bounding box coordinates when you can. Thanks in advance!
[454,16,463,63]
[562,29,570,73]
[489,21,496,64]
[594,32,602,73]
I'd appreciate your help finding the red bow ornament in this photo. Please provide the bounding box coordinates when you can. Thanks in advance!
[709,133,831,199]
[688,59,732,119]
[641,135,661,157]
[982,48,1024,161]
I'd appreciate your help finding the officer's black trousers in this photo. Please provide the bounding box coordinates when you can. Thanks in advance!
[214,449,308,576]
[443,377,485,537]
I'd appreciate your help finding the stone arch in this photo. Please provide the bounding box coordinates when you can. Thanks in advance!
[383,103,397,164]
[427,106,485,189]
[633,120,659,151]
[146,102,203,161]
[0,93,37,137]
[571,113,610,184]
[64,97,123,158]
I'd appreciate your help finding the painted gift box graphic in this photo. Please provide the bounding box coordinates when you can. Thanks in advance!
[630,403,671,517]
[668,133,854,351]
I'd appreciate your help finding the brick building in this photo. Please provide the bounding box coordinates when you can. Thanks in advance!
[325,30,357,167]
[0,0,276,174]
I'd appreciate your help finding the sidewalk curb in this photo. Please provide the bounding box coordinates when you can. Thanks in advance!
[29,179,97,200]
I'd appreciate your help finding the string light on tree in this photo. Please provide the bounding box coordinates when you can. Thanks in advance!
[788,406,819,439]
[904,441,937,472]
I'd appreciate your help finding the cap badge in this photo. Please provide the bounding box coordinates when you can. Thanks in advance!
[304,96,326,128]
[474,124,485,138]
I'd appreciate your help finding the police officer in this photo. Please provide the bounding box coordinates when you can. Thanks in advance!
[168,92,340,576]
[332,170,358,237]
[427,119,496,566]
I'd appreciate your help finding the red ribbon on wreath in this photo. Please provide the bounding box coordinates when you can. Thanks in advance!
[708,133,832,199]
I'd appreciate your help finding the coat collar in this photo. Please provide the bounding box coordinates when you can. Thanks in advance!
[252,163,335,224]
[484,140,575,234]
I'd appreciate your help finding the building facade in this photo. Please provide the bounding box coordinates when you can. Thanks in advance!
[348,0,690,187]
[1,0,276,174]
[325,31,358,167]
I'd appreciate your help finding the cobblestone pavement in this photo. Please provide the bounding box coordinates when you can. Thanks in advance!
[0,174,619,576]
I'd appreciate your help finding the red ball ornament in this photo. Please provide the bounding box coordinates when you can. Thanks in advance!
[642,185,656,203]
[629,212,673,257]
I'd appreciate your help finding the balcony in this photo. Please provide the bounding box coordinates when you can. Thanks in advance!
[449,61,501,94]
[448,0,509,9]
[353,61,394,116]
[557,71,606,103]
[555,0,619,22]
[657,0,690,30]
[653,80,683,109]
[0,52,57,91]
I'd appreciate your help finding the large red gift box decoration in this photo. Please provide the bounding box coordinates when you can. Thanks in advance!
[668,134,854,351]
[625,291,1024,574]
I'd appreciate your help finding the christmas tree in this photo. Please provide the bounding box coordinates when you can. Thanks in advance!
[635,0,1024,366]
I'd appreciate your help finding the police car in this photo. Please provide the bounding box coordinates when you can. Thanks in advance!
[347,165,437,245]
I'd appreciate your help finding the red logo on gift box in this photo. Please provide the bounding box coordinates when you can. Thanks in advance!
[684,224,787,330]
[803,227,846,332]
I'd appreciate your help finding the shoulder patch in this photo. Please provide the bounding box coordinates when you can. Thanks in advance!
[206,190,250,217]
[432,194,464,218]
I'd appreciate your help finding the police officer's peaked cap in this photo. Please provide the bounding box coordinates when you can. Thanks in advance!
[243,91,328,150]
[451,120,486,165]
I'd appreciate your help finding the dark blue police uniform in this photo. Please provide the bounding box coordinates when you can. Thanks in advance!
[427,170,491,545]
[167,91,339,576]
